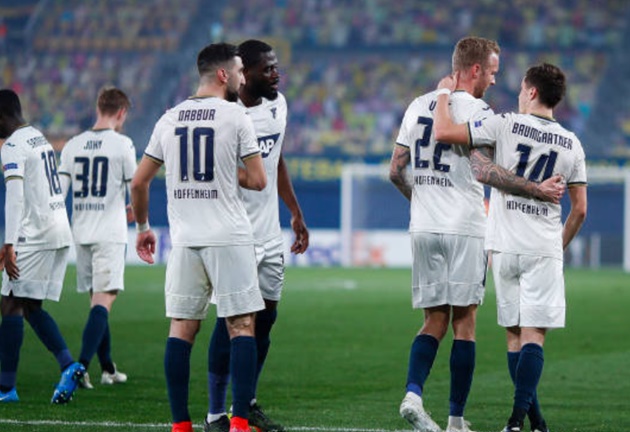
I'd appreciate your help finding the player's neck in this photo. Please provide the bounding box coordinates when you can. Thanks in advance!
[454,80,476,98]
[239,89,262,108]
[525,101,554,119]
[93,116,117,131]
[195,83,225,100]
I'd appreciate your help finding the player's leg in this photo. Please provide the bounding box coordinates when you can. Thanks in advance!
[206,316,231,429]
[448,305,477,432]
[505,328,546,432]
[506,329,545,431]
[0,294,24,401]
[164,247,212,432]
[209,244,264,432]
[167,318,201,432]
[77,243,126,384]
[401,232,448,432]
[248,238,285,432]
[445,234,485,432]
[14,247,85,404]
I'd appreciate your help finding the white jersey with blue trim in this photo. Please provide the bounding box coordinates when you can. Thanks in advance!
[396,90,493,238]
[469,112,587,259]
[59,129,137,244]
[238,93,287,243]
[144,96,260,246]
[1,125,72,250]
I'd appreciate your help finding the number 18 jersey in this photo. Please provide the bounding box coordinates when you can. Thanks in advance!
[396,90,493,237]
[59,129,137,244]
[144,96,260,247]
[1,125,72,250]
[469,113,587,259]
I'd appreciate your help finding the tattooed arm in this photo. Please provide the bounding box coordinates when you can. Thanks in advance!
[471,146,565,204]
[389,144,413,201]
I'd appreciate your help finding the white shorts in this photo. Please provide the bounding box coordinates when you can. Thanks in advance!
[255,236,285,301]
[75,243,126,293]
[1,247,69,302]
[165,245,264,320]
[411,232,486,309]
[491,251,565,329]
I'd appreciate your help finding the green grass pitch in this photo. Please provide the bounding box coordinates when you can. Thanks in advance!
[0,266,628,431]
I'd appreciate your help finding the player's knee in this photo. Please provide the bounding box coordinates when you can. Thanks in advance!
[226,313,255,338]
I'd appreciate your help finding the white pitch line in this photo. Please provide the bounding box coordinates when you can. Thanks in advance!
[0,419,414,432]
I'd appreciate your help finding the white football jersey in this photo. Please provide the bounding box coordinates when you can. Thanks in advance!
[469,112,587,259]
[396,90,493,237]
[144,96,260,246]
[59,129,137,244]
[1,125,72,249]
[238,93,287,243]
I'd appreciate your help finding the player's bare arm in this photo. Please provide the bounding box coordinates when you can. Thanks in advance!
[3,177,24,279]
[471,146,565,204]
[389,144,412,201]
[433,75,470,146]
[563,185,587,249]
[239,154,267,191]
[278,154,309,254]
[130,156,161,264]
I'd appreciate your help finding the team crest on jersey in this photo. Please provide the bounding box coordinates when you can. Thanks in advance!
[258,133,280,158]
[3,163,18,171]
[270,107,277,119]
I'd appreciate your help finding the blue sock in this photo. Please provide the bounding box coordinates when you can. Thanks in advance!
[512,343,544,420]
[208,317,231,415]
[508,350,544,425]
[254,308,277,395]
[406,334,440,396]
[0,316,24,391]
[97,323,115,374]
[25,308,73,370]
[230,336,257,419]
[165,337,192,423]
[79,305,109,369]
[449,339,475,416]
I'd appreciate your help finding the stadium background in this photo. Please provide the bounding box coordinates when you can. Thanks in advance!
[1,0,629,268]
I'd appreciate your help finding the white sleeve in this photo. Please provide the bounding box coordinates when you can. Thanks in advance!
[395,106,414,148]
[239,114,261,160]
[4,179,24,245]
[123,138,137,182]
[144,120,165,162]
[468,113,509,148]
[60,173,71,198]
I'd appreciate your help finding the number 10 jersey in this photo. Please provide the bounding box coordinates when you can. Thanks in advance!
[144,96,260,247]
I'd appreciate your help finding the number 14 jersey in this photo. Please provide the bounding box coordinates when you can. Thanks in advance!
[469,112,587,259]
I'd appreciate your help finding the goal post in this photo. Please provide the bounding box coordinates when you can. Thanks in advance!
[340,163,630,271]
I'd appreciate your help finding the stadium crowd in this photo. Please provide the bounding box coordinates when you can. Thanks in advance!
[0,0,626,157]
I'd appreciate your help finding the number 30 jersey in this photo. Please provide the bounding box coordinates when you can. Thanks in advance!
[396,90,493,237]
[60,129,137,244]
[1,125,72,250]
[144,96,260,247]
[469,113,587,259]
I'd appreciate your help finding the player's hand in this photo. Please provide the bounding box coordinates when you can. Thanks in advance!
[126,204,135,224]
[136,230,157,264]
[290,215,309,254]
[536,174,566,204]
[1,244,19,280]
[437,73,458,92]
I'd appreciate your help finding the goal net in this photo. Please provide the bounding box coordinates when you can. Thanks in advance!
[340,163,630,270]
